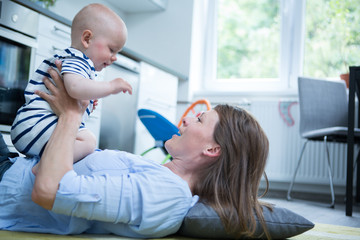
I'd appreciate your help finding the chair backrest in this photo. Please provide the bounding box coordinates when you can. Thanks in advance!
[298,77,348,135]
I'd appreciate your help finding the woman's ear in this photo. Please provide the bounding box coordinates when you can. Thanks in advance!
[81,30,92,49]
[203,144,221,157]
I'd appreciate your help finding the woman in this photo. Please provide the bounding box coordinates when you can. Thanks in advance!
[0,62,270,239]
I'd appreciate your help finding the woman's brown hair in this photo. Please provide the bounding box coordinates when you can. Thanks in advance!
[193,104,271,239]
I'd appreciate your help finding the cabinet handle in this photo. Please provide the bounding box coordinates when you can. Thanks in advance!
[53,25,71,36]
[52,46,62,52]
[145,98,176,109]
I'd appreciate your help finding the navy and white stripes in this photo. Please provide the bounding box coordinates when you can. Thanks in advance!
[10,48,95,156]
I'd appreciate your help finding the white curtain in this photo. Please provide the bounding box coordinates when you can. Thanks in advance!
[187,0,218,95]
[280,0,306,89]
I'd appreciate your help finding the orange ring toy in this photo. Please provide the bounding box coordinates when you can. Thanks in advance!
[177,99,211,127]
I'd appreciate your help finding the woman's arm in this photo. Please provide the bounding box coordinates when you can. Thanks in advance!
[31,61,88,210]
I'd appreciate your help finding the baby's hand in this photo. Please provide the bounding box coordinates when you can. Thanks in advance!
[110,78,133,95]
[91,99,98,112]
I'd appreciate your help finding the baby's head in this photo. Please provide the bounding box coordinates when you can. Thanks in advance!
[71,4,127,71]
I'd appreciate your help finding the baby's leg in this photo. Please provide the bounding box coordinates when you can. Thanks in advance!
[32,129,96,175]
[74,129,97,162]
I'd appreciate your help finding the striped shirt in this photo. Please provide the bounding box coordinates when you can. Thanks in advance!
[10,48,95,157]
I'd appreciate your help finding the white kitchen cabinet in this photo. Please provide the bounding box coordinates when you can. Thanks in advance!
[134,62,178,163]
[99,55,140,153]
[105,0,168,12]
[35,14,71,67]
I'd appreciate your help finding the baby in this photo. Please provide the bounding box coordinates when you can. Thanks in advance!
[11,4,132,162]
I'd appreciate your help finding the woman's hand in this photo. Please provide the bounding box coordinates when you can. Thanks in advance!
[32,60,89,210]
[34,60,89,119]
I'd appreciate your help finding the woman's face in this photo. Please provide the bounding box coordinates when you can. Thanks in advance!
[165,109,219,159]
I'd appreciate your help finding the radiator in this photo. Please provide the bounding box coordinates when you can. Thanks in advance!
[249,99,349,187]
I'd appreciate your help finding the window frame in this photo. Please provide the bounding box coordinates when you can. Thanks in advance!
[198,0,306,94]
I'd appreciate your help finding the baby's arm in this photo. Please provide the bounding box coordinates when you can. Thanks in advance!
[63,73,132,100]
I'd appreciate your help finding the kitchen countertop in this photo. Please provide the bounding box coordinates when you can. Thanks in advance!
[11,0,188,81]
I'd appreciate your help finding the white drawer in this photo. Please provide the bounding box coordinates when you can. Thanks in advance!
[138,62,178,107]
[38,15,71,45]
[36,34,69,59]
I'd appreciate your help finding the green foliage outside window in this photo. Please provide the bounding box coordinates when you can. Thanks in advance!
[217,0,360,80]
[31,0,56,9]
[217,0,280,79]
[304,0,360,77]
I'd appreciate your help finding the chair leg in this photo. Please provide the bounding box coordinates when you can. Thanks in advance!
[287,140,309,201]
[324,136,335,208]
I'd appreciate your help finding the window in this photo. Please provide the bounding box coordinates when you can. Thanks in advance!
[201,0,360,93]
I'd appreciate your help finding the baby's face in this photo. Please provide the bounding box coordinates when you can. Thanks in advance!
[86,28,126,71]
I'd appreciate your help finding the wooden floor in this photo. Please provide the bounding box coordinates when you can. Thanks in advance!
[262,191,360,228]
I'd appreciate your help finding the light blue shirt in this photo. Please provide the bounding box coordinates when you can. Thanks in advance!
[0,150,197,238]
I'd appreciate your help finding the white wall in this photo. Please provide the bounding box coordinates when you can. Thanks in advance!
[125,1,194,79]
[48,0,194,81]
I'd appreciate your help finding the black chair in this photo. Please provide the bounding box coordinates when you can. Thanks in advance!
[287,77,360,208]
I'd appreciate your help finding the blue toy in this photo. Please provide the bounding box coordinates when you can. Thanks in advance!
[138,99,211,164]
[138,109,179,163]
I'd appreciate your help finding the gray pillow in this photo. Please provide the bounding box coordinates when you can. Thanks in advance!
[178,202,314,239]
